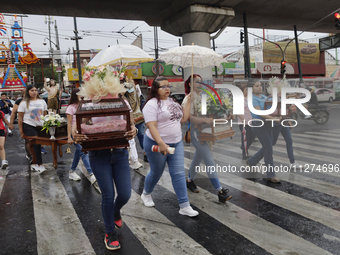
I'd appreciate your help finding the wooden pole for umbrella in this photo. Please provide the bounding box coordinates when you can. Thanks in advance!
[191,43,194,95]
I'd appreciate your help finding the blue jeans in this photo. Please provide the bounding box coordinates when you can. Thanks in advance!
[273,125,295,164]
[71,142,93,175]
[188,127,222,191]
[239,125,256,157]
[89,149,131,234]
[135,122,145,150]
[143,135,189,208]
[248,121,278,178]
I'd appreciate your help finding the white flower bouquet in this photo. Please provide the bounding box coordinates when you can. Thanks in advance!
[40,114,64,133]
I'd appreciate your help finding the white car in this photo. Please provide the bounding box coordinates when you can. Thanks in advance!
[315,88,335,103]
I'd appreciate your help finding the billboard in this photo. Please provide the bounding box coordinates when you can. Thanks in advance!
[263,42,320,64]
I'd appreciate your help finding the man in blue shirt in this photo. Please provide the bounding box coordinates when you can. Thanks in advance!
[0,93,13,136]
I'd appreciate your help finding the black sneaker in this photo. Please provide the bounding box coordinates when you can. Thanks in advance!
[104,231,121,251]
[144,155,149,162]
[26,155,33,164]
[218,188,232,203]
[8,133,13,137]
[186,180,199,193]
[242,155,250,160]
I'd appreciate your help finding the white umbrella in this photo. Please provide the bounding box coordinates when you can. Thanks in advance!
[87,44,154,67]
[158,45,225,69]
[158,44,226,93]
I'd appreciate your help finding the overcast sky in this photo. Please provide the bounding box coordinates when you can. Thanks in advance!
[1,14,335,63]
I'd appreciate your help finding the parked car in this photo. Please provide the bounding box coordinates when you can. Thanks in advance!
[300,44,317,54]
[59,98,70,115]
[315,88,335,103]
[171,93,186,105]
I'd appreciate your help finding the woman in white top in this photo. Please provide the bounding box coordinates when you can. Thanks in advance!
[18,85,48,173]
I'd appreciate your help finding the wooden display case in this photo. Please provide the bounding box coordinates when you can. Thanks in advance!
[198,121,234,144]
[75,97,131,151]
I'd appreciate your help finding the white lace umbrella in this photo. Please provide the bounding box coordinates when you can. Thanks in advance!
[87,44,154,67]
[158,45,226,69]
[158,45,226,87]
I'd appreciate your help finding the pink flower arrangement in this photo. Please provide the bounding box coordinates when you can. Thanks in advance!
[83,71,92,81]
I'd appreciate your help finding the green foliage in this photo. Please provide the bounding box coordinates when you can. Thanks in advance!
[206,90,233,118]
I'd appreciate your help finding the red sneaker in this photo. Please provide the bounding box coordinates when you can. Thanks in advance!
[104,231,120,250]
[114,219,123,229]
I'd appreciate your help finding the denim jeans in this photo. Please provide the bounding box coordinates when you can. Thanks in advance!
[89,149,131,234]
[23,123,42,165]
[273,125,295,164]
[248,121,278,178]
[188,127,222,191]
[238,125,256,157]
[143,135,189,208]
[135,122,145,150]
[71,142,93,175]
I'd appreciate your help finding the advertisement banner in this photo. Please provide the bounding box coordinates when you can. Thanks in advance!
[263,42,320,64]
[68,68,85,81]
[125,67,142,79]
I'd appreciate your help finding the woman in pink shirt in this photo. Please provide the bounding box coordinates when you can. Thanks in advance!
[141,76,198,217]
[66,88,96,184]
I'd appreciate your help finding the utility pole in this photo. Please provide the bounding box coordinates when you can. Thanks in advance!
[294,25,303,86]
[54,20,62,92]
[72,17,83,85]
[243,13,252,79]
[212,39,218,78]
[45,16,54,58]
[154,27,159,76]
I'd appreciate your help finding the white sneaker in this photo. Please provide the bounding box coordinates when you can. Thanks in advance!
[130,160,143,170]
[1,160,8,169]
[290,162,304,169]
[141,193,155,207]
[69,171,81,181]
[89,174,96,184]
[179,206,199,217]
[37,165,46,174]
[31,164,40,171]
[259,159,265,165]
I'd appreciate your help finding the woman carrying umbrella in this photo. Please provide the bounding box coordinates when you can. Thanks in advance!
[182,74,232,203]
[141,76,199,217]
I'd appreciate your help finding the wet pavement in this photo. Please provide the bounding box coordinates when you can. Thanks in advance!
[1,106,340,254]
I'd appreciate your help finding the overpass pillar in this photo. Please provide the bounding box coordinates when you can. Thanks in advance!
[161,4,235,81]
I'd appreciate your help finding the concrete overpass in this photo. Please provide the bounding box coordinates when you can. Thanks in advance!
[2,0,339,79]
[2,0,340,34]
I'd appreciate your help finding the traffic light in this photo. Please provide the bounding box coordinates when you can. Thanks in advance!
[240,31,244,43]
[280,60,286,75]
[335,13,340,30]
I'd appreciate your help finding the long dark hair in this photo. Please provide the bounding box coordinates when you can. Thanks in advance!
[69,88,80,106]
[24,85,40,110]
[184,74,202,95]
[145,76,180,108]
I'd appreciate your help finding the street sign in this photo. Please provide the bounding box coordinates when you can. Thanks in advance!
[56,66,62,73]
[319,34,340,51]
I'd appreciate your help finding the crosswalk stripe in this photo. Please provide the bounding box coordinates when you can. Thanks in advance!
[183,157,340,233]
[304,131,340,138]
[137,161,332,255]
[292,133,340,142]
[209,138,340,179]
[122,190,211,255]
[31,163,95,255]
[184,146,340,199]
[0,169,8,196]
